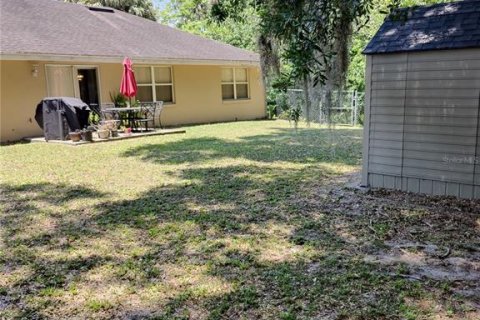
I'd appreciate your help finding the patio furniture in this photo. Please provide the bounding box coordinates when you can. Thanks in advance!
[99,103,119,121]
[133,101,163,131]
[101,102,163,131]
[89,103,119,124]
[102,106,140,129]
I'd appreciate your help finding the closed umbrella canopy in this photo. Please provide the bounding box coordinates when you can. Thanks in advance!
[120,57,137,98]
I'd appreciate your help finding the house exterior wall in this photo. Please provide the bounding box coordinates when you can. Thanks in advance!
[1,60,47,142]
[0,60,265,142]
[362,48,480,199]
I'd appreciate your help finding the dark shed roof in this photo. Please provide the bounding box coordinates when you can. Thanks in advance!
[364,0,480,54]
[0,0,259,63]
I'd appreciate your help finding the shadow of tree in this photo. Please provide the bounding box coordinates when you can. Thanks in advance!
[92,164,336,232]
[121,127,362,166]
[0,183,112,319]
[1,128,478,319]
[1,183,109,240]
[1,183,106,205]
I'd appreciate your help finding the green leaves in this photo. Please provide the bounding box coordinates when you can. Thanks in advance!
[65,0,158,20]
[158,0,259,51]
[259,0,373,85]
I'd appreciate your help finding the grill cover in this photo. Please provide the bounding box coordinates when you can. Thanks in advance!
[35,97,90,140]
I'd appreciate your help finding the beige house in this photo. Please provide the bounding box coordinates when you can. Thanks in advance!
[0,0,265,143]
[362,0,480,199]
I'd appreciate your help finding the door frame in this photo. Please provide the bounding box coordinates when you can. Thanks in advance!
[45,64,102,105]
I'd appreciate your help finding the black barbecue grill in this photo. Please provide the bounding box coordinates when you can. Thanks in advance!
[35,97,91,141]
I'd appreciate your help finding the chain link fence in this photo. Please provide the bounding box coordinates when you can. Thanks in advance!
[283,89,365,126]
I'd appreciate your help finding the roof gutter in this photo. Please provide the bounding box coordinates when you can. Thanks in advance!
[0,53,260,67]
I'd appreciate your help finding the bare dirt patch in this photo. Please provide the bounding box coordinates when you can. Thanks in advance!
[315,175,480,316]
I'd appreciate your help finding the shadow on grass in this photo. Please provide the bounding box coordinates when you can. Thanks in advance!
[1,127,478,319]
[1,182,107,204]
[0,183,112,318]
[1,182,109,239]
[121,127,362,166]
[4,169,475,319]
[93,164,332,231]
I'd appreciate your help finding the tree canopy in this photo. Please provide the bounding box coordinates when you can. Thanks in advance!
[159,0,258,51]
[66,0,158,20]
[148,1,452,90]
[347,0,450,91]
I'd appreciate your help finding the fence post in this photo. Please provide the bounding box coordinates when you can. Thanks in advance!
[352,90,359,126]
[319,90,325,124]
[350,91,355,126]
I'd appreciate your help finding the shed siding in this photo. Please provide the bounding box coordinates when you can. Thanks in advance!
[476,104,480,186]
[364,48,480,199]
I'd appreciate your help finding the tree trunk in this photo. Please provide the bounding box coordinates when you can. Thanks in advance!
[303,74,311,127]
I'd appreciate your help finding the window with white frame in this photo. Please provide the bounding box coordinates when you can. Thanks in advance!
[221,68,249,100]
[134,66,174,103]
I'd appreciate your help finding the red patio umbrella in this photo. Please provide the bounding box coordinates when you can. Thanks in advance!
[120,57,137,104]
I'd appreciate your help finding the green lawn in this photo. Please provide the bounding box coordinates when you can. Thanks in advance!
[1,120,478,319]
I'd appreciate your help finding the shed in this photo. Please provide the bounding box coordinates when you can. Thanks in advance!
[362,0,480,199]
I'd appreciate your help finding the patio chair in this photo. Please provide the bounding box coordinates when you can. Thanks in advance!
[91,103,125,128]
[133,102,155,132]
[134,101,163,131]
[99,103,118,121]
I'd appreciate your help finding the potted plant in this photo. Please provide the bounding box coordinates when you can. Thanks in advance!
[97,123,110,139]
[109,91,127,108]
[69,130,82,142]
[101,120,120,137]
[81,127,94,142]
[130,98,140,107]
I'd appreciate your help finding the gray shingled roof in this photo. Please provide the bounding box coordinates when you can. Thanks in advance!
[364,0,480,54]
[0,0,259,63]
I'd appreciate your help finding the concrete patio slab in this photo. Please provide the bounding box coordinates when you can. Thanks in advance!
[24,128,186,145]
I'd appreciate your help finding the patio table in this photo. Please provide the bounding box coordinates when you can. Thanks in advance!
[102,107,141,130]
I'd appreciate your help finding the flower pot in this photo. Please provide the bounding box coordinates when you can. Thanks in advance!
[69,132,81,142]
[110,129,119,138]
[81,130,93,142]
[102,120,119,131]
[97,129,109,139]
